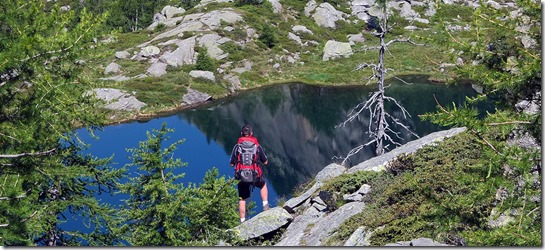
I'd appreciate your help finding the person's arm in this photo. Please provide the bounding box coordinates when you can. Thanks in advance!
[229,145,238,166]
[257,144,268,165]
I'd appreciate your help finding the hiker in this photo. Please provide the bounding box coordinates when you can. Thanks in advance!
[230,124,269,223]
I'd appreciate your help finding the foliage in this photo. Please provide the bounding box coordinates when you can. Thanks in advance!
[258,23,278,49]
[195,46,217,72]
[116,123,239,246]
[330,132,541,246]
[0,0,126,246]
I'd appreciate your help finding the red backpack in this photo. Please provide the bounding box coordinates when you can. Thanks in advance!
[235,136,261,183]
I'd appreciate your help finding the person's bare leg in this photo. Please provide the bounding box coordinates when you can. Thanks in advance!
[260,183,269,211]
[239,199,246,222]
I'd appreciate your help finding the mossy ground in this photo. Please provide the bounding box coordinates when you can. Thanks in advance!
[321,132,541,246]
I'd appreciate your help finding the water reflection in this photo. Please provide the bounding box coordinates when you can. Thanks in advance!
[179,77,479,196]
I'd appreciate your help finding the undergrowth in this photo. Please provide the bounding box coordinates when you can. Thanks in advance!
[326,132,541,246]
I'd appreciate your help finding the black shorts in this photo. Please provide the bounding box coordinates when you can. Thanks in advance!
[238,177,266,200]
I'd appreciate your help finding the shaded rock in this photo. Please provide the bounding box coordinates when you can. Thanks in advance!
[385,237,452,246]
[322,40,353,61]
[189,70,215,82]
[348,127,467,174]
[302,201,366,246]
[344,226,371,246]
[275,204,326,246]
[232,207,293,241]
[104,62,121,75]
[147,62,168,77]
[182,88,211,106]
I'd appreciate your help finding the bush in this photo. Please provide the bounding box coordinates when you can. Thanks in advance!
[195,46,216,71]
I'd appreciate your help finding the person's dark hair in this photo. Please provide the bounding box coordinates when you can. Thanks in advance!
[241,124,252,136]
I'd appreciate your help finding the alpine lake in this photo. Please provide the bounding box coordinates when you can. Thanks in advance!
[69,75,488,227]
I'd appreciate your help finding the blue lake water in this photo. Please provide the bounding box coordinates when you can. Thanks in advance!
[65,78,486,232]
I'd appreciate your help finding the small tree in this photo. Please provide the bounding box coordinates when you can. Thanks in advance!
[258,24,277,49]
[116,123,239,246]
[195,46,216,72]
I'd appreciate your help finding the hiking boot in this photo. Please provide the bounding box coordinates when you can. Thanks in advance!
[263,204,269,211]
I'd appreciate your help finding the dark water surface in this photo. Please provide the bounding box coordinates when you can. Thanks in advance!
[72,77,480,224]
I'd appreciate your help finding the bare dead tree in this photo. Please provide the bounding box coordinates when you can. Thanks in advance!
[335,0,425,165]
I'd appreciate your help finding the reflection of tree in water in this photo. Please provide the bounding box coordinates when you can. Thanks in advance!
[179,79,478,196]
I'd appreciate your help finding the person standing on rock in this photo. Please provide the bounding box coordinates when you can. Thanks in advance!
[230,124,269,223]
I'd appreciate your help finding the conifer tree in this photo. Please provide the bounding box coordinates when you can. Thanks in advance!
[116,123,239,246]
[0,0,123,246]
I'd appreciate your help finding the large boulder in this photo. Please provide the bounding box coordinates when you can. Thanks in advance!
[347,127,467,174]
[302,201,367,246]
[231,207,293,241]
[147,62,168,77]
[311,3,348,28]
[198,33,232,60]
[189,70,216,82]
[182,88,211,106]
[322,40,353,61]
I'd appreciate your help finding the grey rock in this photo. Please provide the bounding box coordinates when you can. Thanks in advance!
[182,88,211,106]
[315,163,346,183]
[161,5,185,19]
[304,0,318,17]
[223,74,241,93]
[284,183,320,211]
[189,70,216,82]
[115,51,131,59]
[159,36,197,67]
[344,226,371,246]
[322,40,353,61]
[302,201,366,246]
[275,204,326,246]
[104,62,122,75]
[347,33,366,43]
[139,46,161,57]
[268,0,283,13]
[348,127,467,174]
[147,62,168,77]
[288,32,303,46]
[232,207,293,241]
[88,88,146,111]
[311,3,348,28]
[198,33,232,60]
[343,184,371,202]
[292,25,314,35]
